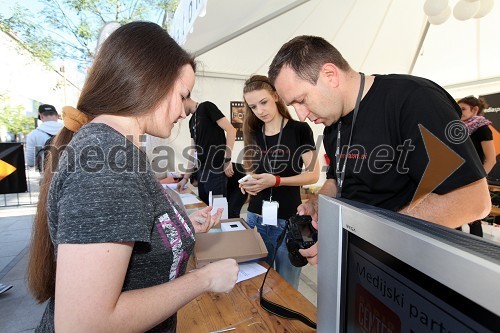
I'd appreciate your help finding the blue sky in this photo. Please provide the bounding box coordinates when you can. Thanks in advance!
[0,0,43,17]
[0,0,167,21]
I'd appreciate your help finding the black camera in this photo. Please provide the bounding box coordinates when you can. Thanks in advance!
[286,215,318,267]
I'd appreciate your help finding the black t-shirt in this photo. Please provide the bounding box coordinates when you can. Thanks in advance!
[324,74,485,211]
[247,119,315,219]
[188,101,226,170]
[470,125,493,163]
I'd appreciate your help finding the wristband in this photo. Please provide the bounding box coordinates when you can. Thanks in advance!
[274,175,281,187]
[224,157,231,163]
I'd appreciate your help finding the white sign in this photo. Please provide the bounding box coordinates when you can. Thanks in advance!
[171,0,208,45]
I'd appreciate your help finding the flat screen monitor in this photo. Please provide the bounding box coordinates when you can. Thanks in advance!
[317,195,500,332]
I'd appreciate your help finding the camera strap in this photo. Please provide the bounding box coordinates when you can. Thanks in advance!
[258,221,317,329]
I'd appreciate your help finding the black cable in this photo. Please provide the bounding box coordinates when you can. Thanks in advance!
[258,221,317,329]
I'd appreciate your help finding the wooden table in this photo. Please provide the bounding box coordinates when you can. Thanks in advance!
[177,187,317,332]
[177,261,317,332]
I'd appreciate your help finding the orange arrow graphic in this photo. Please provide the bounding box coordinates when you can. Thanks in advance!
[0,160,17,181]
[409,125,464,210]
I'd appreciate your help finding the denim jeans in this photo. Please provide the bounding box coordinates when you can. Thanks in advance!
[227,163,248,218]
[246,212,301,289]
[197,169,227,206]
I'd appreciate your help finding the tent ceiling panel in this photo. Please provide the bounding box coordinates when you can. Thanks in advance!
[413,3,500,88]
[190,0,427,78]
[355,1,428,74]
[184,0,500,92]
[194,0,317,76]
[183,0,308,56]
[328,0,426,75]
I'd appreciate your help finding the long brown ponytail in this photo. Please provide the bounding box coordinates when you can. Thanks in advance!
[27,128,75,302]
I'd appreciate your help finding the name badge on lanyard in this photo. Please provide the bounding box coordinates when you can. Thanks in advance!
[262,200,279,226]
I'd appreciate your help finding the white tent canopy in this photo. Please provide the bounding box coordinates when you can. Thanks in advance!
[179,0,500,96]
[185,0,425,78]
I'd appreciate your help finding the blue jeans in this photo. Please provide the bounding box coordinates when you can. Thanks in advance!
[246,212,301,289]
[197,169,227,206]
[227,163,248,218]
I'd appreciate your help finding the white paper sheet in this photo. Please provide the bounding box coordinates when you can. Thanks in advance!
[236,262,267,283]
[179,193,202,205]
[162,183,179,190]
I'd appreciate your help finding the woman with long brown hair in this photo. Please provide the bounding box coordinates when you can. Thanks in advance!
[27,21,238,332]
[458,96,496,174]
[240,75,319,289]
[457,96,496,237]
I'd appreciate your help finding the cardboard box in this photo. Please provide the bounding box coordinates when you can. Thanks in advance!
[194,218,268,268]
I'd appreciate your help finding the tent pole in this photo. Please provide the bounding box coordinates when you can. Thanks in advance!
[409,20,430,75]
[444,76,500,91]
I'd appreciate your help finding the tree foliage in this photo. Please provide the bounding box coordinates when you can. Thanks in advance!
[0,94,36,138]
[0,0,179,70]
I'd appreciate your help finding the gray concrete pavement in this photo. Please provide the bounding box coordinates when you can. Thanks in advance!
[0,206,46,333]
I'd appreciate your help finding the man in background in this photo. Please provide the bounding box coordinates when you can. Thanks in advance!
[177,99,236,206]
[25,104,63,170]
